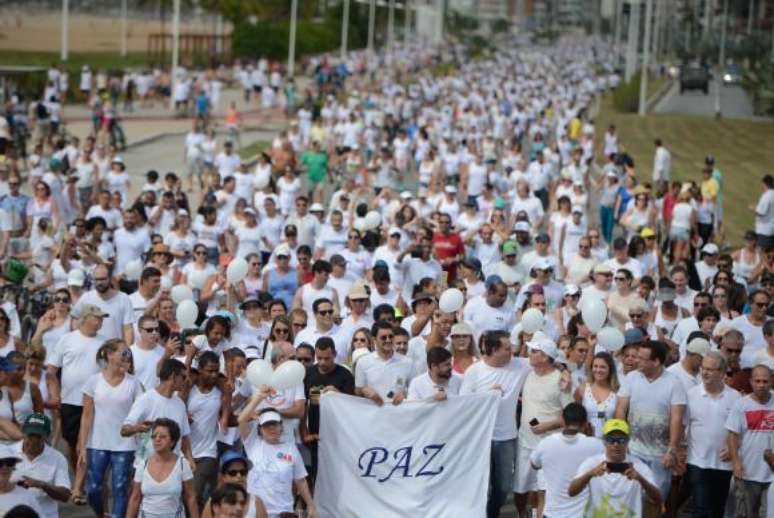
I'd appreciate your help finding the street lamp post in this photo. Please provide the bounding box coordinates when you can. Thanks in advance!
[715,0,728,119]
[388,0,396,48]
[341,0,350,58]
[638,0,653,116]
[368,0,376,52]
[625,0,640,82]
[169,0,180,111]
[61,0,69,61]
[288,0,299,77]
[121,0,128,57]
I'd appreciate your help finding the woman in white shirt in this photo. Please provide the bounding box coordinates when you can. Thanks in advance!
[276,166,302,216]
[127,418,198,518]
[103,158,131,209]
[238,392,317,518]
[76,338,142,516]
[670,190,695,262]
[164,213,197,266]
[573,351,619,438]
[181,244,217,298]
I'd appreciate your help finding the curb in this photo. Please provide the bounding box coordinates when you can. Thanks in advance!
[647,78,675,113]
[124,123,286,150]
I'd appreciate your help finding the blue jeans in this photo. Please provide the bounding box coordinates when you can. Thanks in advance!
[687,464,732,518]
[487,439,516,518]
[86,449,134,518]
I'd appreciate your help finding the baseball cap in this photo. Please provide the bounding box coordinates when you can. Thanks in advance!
[0,356,19,372]
[701,243,719,255]
[462,257,482,272]
[388,227,402,237]
[513,221,530,233]
[564,284,580,296]
[613,237,628,250]
[348,284,370,300]
[485,274,504,289]
[532,258,553,271]
[656,287,676,302]
[535,233,551,244]
[240,297,262,310]
[309,203,325,212]
[417,187,429,198]
[450,322,474,336]
[571,205,584,214]
[602,418,630,437]
[444,185,457,194]
[220,449,252,472]
[640,227,656,239]
[399,191,413,200]
[527,338,558,360]
[257,410,282,426]
[275,244,291,257]
[22,413,51,437]
[623,328,645,346]
[686,337,711,357]
[502,240,520,256]
[67,269,85,287]
[0,444,22,464]
[78,304,109,318]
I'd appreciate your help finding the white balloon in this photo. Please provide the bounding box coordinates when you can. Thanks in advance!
[226,258,249,283]
[521,308,545,334]
[597,326,625,352]
[176,300,199,329]
[246,359,273,388]
[270,360,306,390]
[160,277,172,290]
[170,285,194,304]
[582,298,607,333]
[364,211,381,230]
[353,218,367,231]
[125,259,143,281]
[255,170,271,190]
[188,269,209,289]
[438,288,464,313]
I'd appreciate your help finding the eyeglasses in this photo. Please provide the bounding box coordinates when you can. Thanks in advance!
[54,297,71,304]
[753,301,768,308]
[142,327,159,333]
[226,469,247,477]
[604,436,628,445]
[353,337,368,342]
[292,322,306,328]
[614,277,627,282]
[317,310,334,316]
[194,251,207,256]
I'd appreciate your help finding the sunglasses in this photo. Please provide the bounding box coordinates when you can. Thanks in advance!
[226,469,247,477]
[194,251,207,256]
[298,357,313,363]
[274,328,290,334]
[604,436,628,445]
[317,310,334,316]
[0,459,17,468]
[353,337,368,342]
[629,313,644,318]
[142,327,159,333]
[753,301,769,308]
[54,297,71,304]
[614,277,627,282]
[121,349,133,359]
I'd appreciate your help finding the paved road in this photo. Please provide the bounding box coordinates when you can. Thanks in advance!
[654,79,755,119]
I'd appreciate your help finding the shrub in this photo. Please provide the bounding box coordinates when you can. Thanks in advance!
[612,72,641,113]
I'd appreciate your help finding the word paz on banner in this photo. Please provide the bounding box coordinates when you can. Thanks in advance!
[358,444,446,483]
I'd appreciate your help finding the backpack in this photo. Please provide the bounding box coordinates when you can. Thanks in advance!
[36,102,49,120]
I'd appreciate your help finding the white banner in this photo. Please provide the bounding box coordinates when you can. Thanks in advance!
[315,392,499,518]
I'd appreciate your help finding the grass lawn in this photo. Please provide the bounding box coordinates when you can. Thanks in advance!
[594,91,774,246]
[239,141,271,160]
[0,50,150,71]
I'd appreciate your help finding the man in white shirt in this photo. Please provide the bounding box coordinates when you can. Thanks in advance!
[530,403,604,518]
[731,289,770,368]
[569,419,661,517]
[73,264,134,344]
[130,315,167,390]
[407,347,461,401]
[214,141,240,181]
[128,266,162,320]
[615,340,687,513]
[725,365,773,518]
[685,351,741,517]
[355,321,415,406]
[652,138,671,182]
[753,174,774,246]
[695,243,719,289]
[604,237,642,281]
[460,330,531,518]
[667,334,709,392]
[113,208,151,276]
[671,265,697,313]
[463,276,516,341]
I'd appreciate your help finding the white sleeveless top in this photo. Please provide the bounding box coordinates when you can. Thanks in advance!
[654,304,680,336]
[582,385,617,438]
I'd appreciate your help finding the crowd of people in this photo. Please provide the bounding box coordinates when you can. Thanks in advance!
[0,34,772,518]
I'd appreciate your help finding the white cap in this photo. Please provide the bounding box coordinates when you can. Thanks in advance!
[527,338,558,360]
[67,269,85,287]
[310,203,325,212]
[388,227,402,236]
[514,221,530,232]
[111,156,125,165]
[399,191,413,200]
[177,208,189,217]
[275,243,291,257]
[571,205,584,214]
[0,444,22,463]
[686,337,711,357]
[532,258,553,271]
[701,243,719,255]
[450,322,474,336]
[564,284,580,296]
[444,185,457,194]
[257,410,282,426]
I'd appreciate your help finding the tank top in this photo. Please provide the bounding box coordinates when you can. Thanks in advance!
[654,304,680,336]
[300,283,334,315]
[12,382,35,425]
[734,248,760,283]
[268,269,298,310]
[242,276,262,298]
[582,385,617,438]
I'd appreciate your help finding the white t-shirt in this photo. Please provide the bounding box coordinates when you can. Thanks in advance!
[124,389,192,447]
[255,384,305,444]
[730,315,767,369]
[755,189,774,236]
[724,393,774,483]
[463,296,517,340]
[574,453,656,518]
[134,454,193,518]
[73,290,135,341]
[244,433,307,516]
[82,372,142,451]
[407,372,462,401]
[354,352,415,402]
[617,369,687,459]
[459,358,531,441]
[686,384,741,470]
[47,330,104,405]
[0,485,45,516]
[518,369,574,449]
[671,203,693,230]
[113,227,151,274]
[530,433,604,517]
[187,385,222,459]
[130,344,165,390]
[12,443,70,518]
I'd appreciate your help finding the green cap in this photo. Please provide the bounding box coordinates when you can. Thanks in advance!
[502,240,519,256]
[494,197,506,209]
[23,413,52,437]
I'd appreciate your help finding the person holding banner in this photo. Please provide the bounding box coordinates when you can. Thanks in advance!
[238,392,317,518]
[460,330,531,518]
[354,321,415,406]
[407,347,461,401]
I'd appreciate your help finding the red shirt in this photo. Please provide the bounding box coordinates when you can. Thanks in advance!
[432,231,465,281]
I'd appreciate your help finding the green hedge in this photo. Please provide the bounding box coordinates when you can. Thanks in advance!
[612,72,641,113]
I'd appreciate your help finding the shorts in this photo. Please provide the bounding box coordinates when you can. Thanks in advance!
[669,227,691,242]
[513,443,545,493]
[61,403,84,448]
[631,453,672,501]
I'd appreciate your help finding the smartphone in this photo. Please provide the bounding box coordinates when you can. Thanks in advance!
[529,418,539,426]
[607,462,631,474]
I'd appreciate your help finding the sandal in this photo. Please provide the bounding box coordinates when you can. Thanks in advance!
[71,494,87,506]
